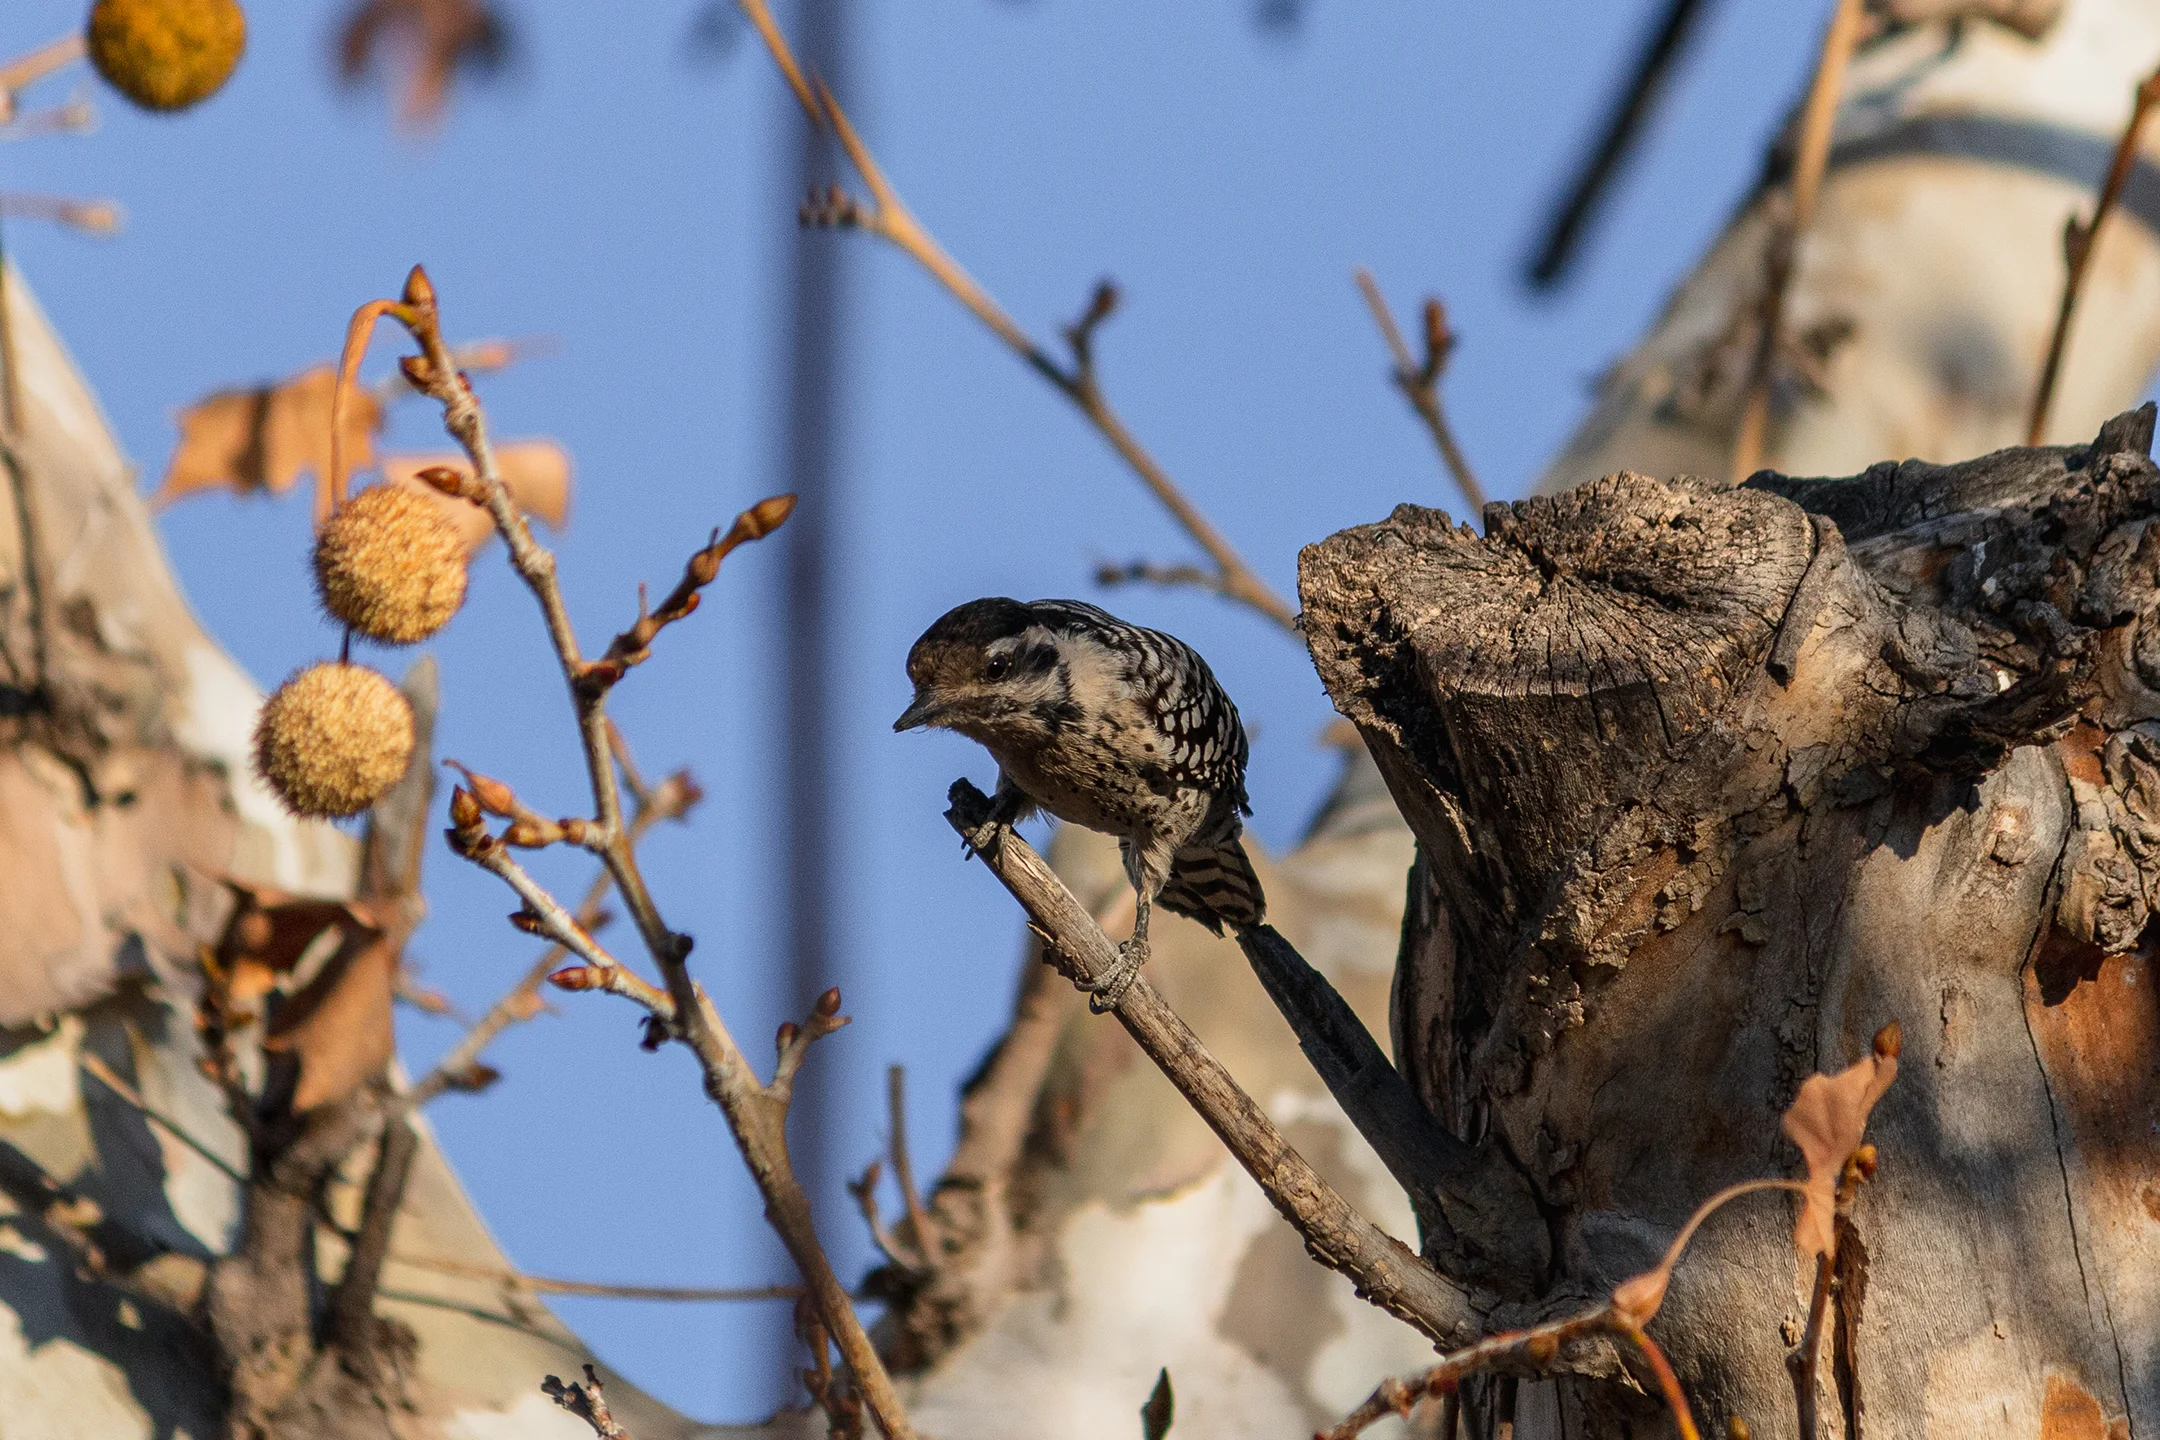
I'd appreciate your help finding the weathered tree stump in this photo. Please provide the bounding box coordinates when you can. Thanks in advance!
[1300,409,2160,1438]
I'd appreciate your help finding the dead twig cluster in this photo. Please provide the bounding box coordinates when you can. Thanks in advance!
[2028,62,2160,444]
[745,1,1294,633]
[543,1365,634,1440]
[850,1065,942,1276]
[1352,268,1485,513]
[339,267,921,1438]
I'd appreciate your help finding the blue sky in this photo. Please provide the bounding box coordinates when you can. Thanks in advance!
[4,0,1829,1420]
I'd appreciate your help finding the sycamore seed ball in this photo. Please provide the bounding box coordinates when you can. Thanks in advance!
[86,0,247,112]
[315,486,469,645]
[254,663,414,819]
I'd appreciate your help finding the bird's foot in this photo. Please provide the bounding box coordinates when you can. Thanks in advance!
[959,819,1004,861]
[1086,937,1147,1014]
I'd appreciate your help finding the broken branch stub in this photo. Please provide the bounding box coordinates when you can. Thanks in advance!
[1299,407,2160,1434]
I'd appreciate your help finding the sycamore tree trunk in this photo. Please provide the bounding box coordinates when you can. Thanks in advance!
[1299,409,2160,1439]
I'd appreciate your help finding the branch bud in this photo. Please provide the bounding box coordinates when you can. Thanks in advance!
[508,909,546,935]
[776,1020,799,1051]
[445,1062,501,1093]
[504,817,560,848]
[449,784,482,830]
[402,264,436,310]
[413,463,469,498]
[1872,1020,1902,1060]
[814,986,842,1019]
[741,494,796,540]
[445,761,518,817]
[547,965,606,992]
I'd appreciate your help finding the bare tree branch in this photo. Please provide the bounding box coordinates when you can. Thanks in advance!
[743,1,1296,633]
[885,1065,939,1267]
[389,1251,803,1304]
[2028,63,2160,444]
[1730,0,1865,480]
[407,753,699,1108]
[943,778,1480,1346]
[329,1114,418,1380]
[348,270,922,1439]
[1234,925,1547,1287]
[0,33,85,116]
[1352,268,1485,513]
[1093,559,1234,602]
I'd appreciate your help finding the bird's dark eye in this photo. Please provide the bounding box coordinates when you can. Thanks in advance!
[984,654,1013,682]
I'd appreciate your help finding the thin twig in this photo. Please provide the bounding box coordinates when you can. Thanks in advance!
[78,1051,246,1186]
[741,1,1295,633]
[389,1251,802,1303]
[2028,64,2160,445]
[944,779,1478,1346]
[372,272,920,1439]
[1788,1252,1833,1439]
[1093,559,1233,601]
[886,1065,939,1265]
[0,193,120,235]
[1523,0,1715,289]
[1730,0,1865,482]
[1352,269,1485,512]
[0,34,85,114]
[330,1115,418,1376]
[407,758,697,1108]
[1328,1173,1825,1439]
[849,1160,924,1274]
[1611,1321,1702,1440]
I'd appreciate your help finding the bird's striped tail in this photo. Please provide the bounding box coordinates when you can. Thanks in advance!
[1158,836,1266,934]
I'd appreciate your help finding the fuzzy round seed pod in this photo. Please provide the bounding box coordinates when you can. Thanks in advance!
[314,486,469,645]
[86,0,247,112]
[254,662,414,818]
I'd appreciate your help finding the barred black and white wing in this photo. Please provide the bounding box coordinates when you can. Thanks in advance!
[1026,598,1252,814]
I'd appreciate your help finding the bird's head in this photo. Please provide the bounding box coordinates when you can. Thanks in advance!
[895,597,1067,745]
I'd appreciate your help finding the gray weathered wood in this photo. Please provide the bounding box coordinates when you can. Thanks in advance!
[1302,410,2160,1437]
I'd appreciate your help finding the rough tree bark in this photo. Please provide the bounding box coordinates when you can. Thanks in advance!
[1301,408,2160,1438]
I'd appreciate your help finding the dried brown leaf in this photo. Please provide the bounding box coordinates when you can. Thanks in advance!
[1780,1026,1900,1265]
[216,881,381,978]
[264,933,399,1113]
[336,0,508,130]
[381,439,572,554]
[153,366,383,517]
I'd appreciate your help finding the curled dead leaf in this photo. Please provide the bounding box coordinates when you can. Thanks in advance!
[381,439,572,554]
[264,932,399,1113]
[154,366,382,520]
[336,0,509,130]
[1780,1023,1900,1266]
[205,882,393,1113]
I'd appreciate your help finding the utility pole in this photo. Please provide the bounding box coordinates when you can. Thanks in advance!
[773,0,850,1235]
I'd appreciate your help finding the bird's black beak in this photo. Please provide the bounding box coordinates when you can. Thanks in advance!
[893,693,947,732]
